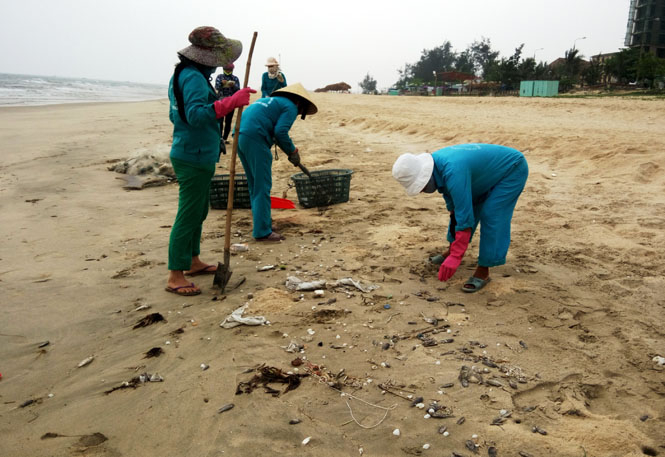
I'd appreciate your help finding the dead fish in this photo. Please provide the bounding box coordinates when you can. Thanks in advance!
[509,379,518,389]
[459,366,470,387]
[438,425,448,434]
[410,396,424,407]
[518,452,534,457]
[37,341,50,348]
[532,426,547,435]
[440,382,455,389]
[465,439,479,453]
[431,407,454,418]
[143,347,164,358]
[457,416,466,425]
[523,406,537,412]
[77,356,94,368]
[133,313,166,329]
[217,403,234,414]
[289,418,302,425]
[482,358,498,368]
[519,340,528,349]
[440,338,455,344]
[491,416,506,426]
[486,379,503,387]
[20,399,35,408]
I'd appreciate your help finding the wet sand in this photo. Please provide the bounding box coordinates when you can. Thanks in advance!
[1,94,664,457]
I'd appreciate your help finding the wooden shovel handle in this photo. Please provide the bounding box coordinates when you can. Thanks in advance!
[224,32,257,260]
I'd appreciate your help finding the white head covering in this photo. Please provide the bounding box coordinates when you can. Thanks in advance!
[392,153,434,196]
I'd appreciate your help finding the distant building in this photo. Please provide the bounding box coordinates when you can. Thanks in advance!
[625,0,665,58]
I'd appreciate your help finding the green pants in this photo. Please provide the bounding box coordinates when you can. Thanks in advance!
[168,157,216,271]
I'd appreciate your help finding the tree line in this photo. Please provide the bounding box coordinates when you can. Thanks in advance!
[359,38,665,94]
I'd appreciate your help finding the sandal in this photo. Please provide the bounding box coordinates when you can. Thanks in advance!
[462,276,491,293]
[165,282,201,296]
[256,232,285,242]
[185,264,217,276]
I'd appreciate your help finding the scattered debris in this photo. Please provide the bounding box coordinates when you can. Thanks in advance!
[143,347,163,358]
[236,365,308,397]
[77,356,95,368]
[105,372,163,394]
[217,403,234,414]
[289,418,302,425]
[230,243,249,252]
[532,426,548,435]
[37,341,50,348]
[281,341,304,353]
[220,304,267,328]
[333,277,379,293]
[302,437,311,446]
[133,313,166,329]
[286,276,327,291]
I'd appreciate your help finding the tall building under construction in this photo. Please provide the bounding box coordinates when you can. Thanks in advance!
[625,0,665,57]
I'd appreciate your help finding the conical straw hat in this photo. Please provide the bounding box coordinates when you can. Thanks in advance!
[272,83,318,115]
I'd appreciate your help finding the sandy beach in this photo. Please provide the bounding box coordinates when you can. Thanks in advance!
[1,94,664,457]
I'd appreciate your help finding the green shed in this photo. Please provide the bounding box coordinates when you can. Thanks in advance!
[520,80,558,97]
[520,81,534,97]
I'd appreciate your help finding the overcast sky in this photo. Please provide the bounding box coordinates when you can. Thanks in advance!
[1,0,630,91]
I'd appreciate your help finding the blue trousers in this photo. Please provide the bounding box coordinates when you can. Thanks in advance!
[447,157,528,267]
[237,134,273,239]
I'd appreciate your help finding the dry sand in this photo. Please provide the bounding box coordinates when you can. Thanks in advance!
[1,94,664,457]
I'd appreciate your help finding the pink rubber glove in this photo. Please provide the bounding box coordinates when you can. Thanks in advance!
[438,230,471,281]
[213,87,256,118]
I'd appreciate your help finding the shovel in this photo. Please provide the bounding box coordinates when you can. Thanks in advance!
[213,31,258,292]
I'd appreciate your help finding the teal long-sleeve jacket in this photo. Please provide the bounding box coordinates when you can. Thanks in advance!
[168,66,220,165]
[239,96,297,152]
[431,143,526,231]
[261,72,287,97]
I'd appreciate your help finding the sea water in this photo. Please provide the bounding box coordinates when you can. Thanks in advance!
[0,73,167,106]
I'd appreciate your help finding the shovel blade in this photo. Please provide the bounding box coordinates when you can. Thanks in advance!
[213,261,233,291]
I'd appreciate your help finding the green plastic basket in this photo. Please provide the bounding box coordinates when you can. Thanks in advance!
[209,173,251,209]
[291,169,353,208]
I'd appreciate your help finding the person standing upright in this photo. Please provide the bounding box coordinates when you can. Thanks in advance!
[261,56,287,97]
[215,63,241,144]
[165,26,256,296]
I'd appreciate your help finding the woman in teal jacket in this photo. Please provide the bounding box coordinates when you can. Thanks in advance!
[238,83,317,241]
[260,56,287,97]
[166,26,256,296]
[392,144,528,293]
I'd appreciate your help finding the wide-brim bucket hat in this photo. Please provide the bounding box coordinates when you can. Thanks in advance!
[392,153,434,196]
[271,83,318,116]
[265,56,279,66]
[178,26,242,68]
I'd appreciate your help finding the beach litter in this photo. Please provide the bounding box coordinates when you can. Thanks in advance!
[108,148,175,190]
[235,365,308,397]
[333,277,379,293]
[220,304,267,328]
[143,347,163,358]
[77,356,94,368]
[133,313,166,329]
[217,403,234,414]
[286,276,327,291]
[104,372,164,394]
[281,341,304,353]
